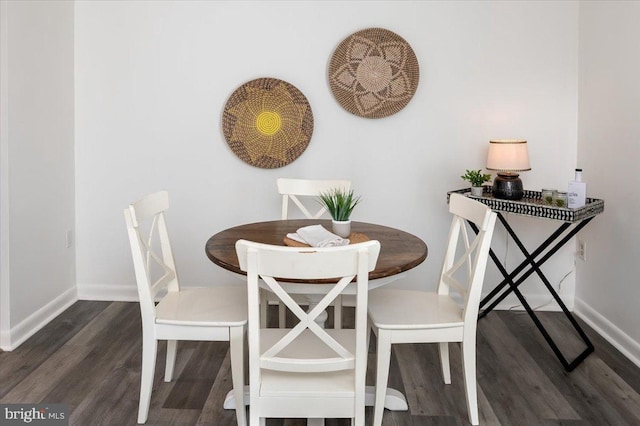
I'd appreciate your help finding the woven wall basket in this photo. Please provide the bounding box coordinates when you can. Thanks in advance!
[222,78,314,168]
[329,28,420,119]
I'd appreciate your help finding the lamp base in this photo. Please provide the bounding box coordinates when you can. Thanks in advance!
[492,173,524,200]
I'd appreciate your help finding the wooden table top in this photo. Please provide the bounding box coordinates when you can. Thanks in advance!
[205,219,428,284]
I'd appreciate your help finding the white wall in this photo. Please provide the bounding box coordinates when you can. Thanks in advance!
[0,0,76,350]
[575,1,640,365]
[75,1,580,309]
[4,1,636,364]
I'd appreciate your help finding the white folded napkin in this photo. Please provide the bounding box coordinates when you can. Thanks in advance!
[287,225,350,247]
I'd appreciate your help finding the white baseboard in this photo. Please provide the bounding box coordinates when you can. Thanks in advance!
[574,298,640,368]
[76,282,138,301]
[0,287,78,352]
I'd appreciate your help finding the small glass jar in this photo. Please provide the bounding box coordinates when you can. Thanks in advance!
[541,189,555,205]
[552,191,568,208]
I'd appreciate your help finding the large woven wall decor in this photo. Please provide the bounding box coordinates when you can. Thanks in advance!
[329,28,420,119]
[222,78,314,168]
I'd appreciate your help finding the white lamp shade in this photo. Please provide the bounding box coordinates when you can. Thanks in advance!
[486,140,531,172]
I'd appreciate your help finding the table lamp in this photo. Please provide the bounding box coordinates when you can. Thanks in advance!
[486,139,531,200]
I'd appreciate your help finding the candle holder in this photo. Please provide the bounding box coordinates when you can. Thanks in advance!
[542,189,555,205]
[552,191,568,208]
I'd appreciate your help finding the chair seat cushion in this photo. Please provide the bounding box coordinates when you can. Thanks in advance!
[259,329,357,397]
[155,287,247,326]
[368,289,464,330]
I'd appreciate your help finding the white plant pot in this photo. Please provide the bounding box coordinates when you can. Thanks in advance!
[470,186,484,197]
[332,220,351,238]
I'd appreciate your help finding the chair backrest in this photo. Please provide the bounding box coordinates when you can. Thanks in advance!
[235,239,380,395]
[439,193,497,327]
[277,178,351,219]
[124,190,179,325]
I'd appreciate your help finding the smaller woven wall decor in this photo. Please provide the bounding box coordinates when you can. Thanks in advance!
[329,28,420,119]
[222,78,314,169]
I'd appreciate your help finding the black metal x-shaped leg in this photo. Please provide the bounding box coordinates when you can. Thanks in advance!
[469,213,595,371]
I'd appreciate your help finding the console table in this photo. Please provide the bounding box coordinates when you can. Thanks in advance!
[447,187,605,371]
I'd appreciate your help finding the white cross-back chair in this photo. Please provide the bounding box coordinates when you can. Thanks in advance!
[268,178,352,329]
[124,191,247,425]
[368,193,497,425]
[236,239,380,425]
[277,178,351,220]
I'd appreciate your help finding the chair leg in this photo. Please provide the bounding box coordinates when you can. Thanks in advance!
[438,342,451,384]
[165,340,177,382]
[334,296,342,329]
[355,402,365,426]
[373,330,392,426]
[230,326,247,426]
[249,402,261,426]
[138,335,158,424]
[461,339,479,425]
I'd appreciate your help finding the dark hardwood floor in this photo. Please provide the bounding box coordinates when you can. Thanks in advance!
[1,301,639,425]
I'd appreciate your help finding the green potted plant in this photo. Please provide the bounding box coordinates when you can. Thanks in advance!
[461,169,492,196]
[317,188,361,237]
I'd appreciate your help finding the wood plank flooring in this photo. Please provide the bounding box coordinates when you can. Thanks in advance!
[1,301,639,425]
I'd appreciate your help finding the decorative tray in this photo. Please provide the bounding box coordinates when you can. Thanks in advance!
[447,187,604,223]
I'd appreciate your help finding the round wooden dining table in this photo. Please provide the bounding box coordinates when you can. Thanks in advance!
[205,219,428,283]
[205,219,428,417]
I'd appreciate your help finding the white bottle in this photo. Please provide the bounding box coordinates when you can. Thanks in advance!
[568,168,587,208]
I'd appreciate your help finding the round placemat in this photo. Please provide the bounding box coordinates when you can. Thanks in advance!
[222,78,314,168]
[328,28,419,119]
[283,232,370,247]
